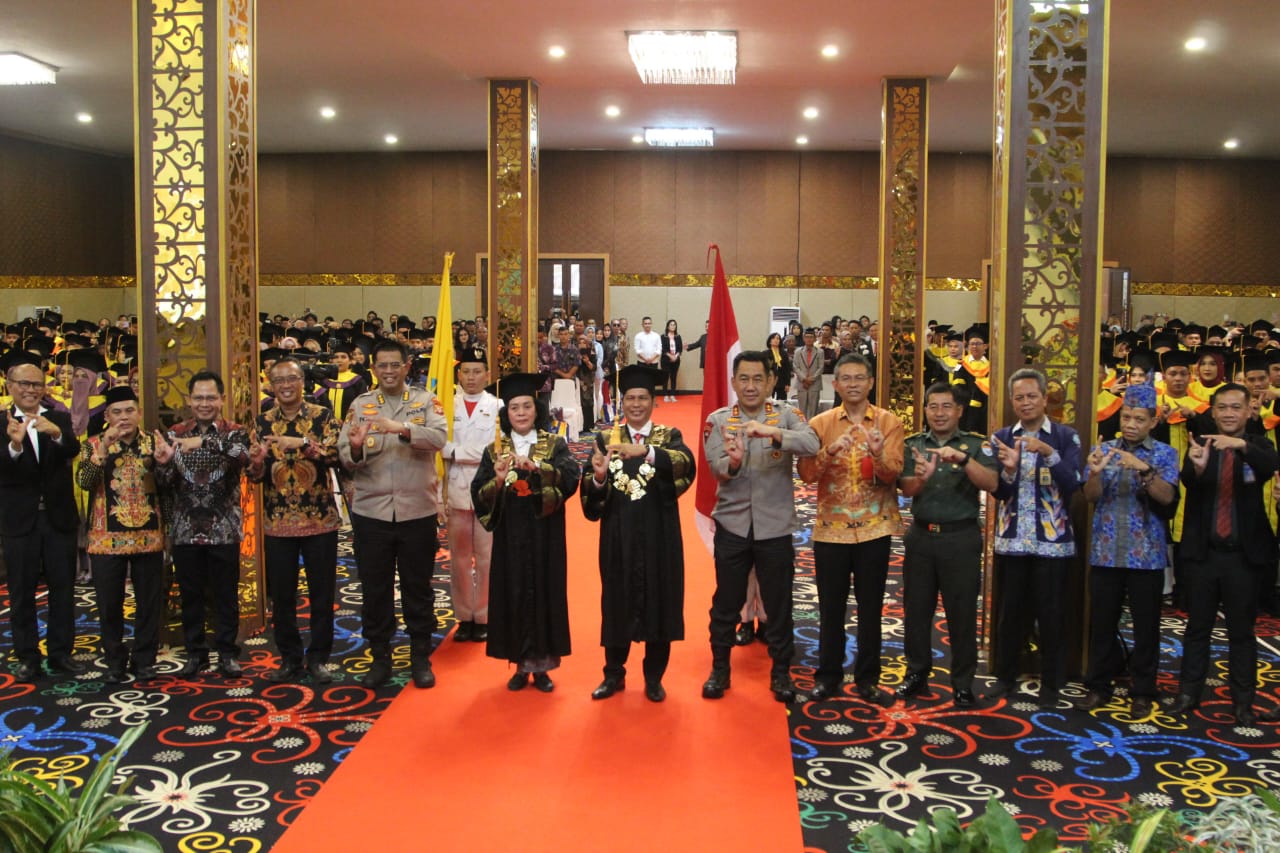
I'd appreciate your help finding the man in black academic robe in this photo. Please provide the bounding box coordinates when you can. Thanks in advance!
[581,365,696,702]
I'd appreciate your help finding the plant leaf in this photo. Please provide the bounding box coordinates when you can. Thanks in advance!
[81,830,166,853]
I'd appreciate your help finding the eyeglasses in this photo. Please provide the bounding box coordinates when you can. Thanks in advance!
[374,362,404,370]
[271,376,303,386]
[9,379,43,390]
[925,403,958,412]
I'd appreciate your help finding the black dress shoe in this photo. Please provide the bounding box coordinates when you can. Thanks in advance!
[1260,705,1280,723]
[103,665,127,684]
[984,680,1017,700]
[362,659,392,688]
[591,676,625,700]
[733,623,754,646]
[895,672,927,699]
[771,674,798,704]
[410,660,436,689]
[857,684,894,707]
[508,671,530,691]
[1167,693,1199,714]
[266,661,304,683]
[1234,703,1257,726]
[532,672,554,693]
[1073,690,1112,712]
[808,681,842,702]
[13,661,38,682]
[132,663,159,681]
[471,624,488,642]
[953,689,975,708]
[454,621,473,642]
[307,660,333,684]
[216,654,243,677]
[48,655,86,675]
[1129,697,1154,718]
[1038,691,1062,710]
[179,656,210,678]
[644,681,666,702]
[701,668,730,699]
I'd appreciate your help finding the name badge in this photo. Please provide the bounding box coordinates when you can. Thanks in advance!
[1039,467,1051,487]
[1243,463,1257,484]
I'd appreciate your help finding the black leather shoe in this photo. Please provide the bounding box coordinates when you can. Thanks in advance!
[103,664,127,684]
[179,655,210,678]
[1234,703,1257,726]
[307,660,333,684]
[1167,693,1199,714]
[701,668,730,699]
[13,661,38,682]
[1260,706,1280,723]
[410,659,436,689]
[532,672,554,693]
[954,689,976,708]
[1038,691,1062,710]
[132,663,158,681]
[216,654,243,677]
[808,681,842,702]
[362,659,392,688]
[644,681,666,702]
[733,623,754,646]
[985,680,1017,700]
[591,676,625,700]
[454,621,473,642]
[48,655,86,675]
[508,671,530,691]
[895,672,927,699]
[1129,697,1154,718]
[266,662,304,683]
[471,624,488,642]
[1073,690,1112,712]
[771,674,798,704]
[857,684,894,707]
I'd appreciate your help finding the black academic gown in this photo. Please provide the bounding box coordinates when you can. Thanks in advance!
[472,431,580,663]
[580,425,695,647]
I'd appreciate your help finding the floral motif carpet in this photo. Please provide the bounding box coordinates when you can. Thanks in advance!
[785,482,1280,850]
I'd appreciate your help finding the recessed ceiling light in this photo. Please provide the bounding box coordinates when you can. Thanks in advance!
[803,106,820,120]
[384,134,399,145]
[605,105,621,118]
[1223,138,1239,150]
[796,135,809,146]
[1184,36,1207,52]
[821,45,839,59]
[75,112,93,124]
[549,45,566,59]
[631,134,644,144]
[319,106,336,119]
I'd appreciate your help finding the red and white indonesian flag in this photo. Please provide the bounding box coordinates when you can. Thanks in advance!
[694,244,741,551]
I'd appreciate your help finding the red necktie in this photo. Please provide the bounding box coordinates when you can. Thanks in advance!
[1215,450,1234,539]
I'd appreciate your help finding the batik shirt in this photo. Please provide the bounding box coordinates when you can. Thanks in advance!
[77,432,164,555]
[1087,435,1180,570]
[252,402,341,537]
[155,418,251,546]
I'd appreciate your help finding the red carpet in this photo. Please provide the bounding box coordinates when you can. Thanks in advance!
[275,395,804,852]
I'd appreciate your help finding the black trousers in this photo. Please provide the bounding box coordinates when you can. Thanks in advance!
[1084,564,1164,699]
[350,512,439,654]
[993,553,1069,693]
[265,531,338,665]
[708,526,794,672]
[604,642,671,683]
[1179,549,1259,705]
[2,510,76,665]
[661,359,679,394]
[813,537,892,688]
[92,551,164,669]
[172,543,242,658]
[902,524,981,691]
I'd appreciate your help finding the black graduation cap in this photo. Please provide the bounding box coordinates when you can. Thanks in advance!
[260,323,285,344]
[37,310,62,328]
[1241,349,1270,376]
[1207,325,1228,340]
[932,324,953,335]
[103,386,138,406]
[1159,349,1196,371]
[1126,349,1157,374]
[56,348,108,374]
[295,327,324,345]
[495,372,548,404]
[1113,331,1139,349]
[964,324,989,342]
[1150,331,1179,352]
[259,312,269,323]
[0,348,43,373]
[1165,318,1186,330]
[331,341,355,356]
[61,334,92,349]
[1266,348,1280,366]
[1181,323,1207,342]
[4,323,23,335]
[617,364,664,395]
[944,330,964,343]
[351,336,374,356]
[1250,319,1273,336]
[396,317,414,330]
[408,329,428,341]
[259,347,287,367]
[23,337,53,358]
[74,320,99,335]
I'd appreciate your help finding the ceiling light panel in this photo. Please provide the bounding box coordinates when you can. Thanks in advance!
[644,127,715,148]
[0,52,57,85]
[628,31,737,85]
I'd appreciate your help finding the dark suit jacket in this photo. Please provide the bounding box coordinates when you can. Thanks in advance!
[0,408,81,535]
[1178,433,1278,564]
[660,334,684,370]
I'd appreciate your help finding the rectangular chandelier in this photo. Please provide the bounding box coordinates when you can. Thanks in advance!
[0,52,57,85]
[627,31,737,86]
[644,127,715,148]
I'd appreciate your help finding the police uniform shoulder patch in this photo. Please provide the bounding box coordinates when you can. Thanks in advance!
[433,399,444,415]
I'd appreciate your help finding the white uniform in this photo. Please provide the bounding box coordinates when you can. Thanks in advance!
[442,391,501,624]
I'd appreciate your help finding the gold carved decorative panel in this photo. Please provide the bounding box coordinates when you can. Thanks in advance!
[488,80,539,374]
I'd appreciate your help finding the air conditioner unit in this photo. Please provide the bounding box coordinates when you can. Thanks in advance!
[769,306,800,338]
[18,305,60,322]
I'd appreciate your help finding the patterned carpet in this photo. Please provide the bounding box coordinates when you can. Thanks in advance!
[2,443,1279,850]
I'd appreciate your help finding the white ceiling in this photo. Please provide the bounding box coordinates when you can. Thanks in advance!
[0,0,1276,158]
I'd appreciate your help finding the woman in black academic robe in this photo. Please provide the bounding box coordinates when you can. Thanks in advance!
[471,375,580,692]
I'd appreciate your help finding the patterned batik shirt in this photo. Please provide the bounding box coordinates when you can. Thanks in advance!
[77,432,164,555]
[1088,436,1180,570]
[156,418,251,546]
[252,402,341,537]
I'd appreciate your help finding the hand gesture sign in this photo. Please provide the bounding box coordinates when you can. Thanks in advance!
[591,447,609,480]
[860,424,885,457]
[606,441,648,460]
[152,429,175,464]
[990,435,1020,473]
[248,440,270,467]
[6,413,26,451]
[722,426,745,467]
[912,446,938,481]
[827,427,857,457]
[348,419,370,449]
[1018,434,1052,458]
[30,415,61,440]
[1087,445,1114,475]
[1187,434,1209,474]
[493,451,512,482]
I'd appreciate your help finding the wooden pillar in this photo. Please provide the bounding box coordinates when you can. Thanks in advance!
[487,79,540,374]
[878,78,929,432]
[133,0,265,636]
[984,0,1110,672]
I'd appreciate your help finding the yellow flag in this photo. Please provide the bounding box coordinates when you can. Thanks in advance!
[428,252,456,479]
